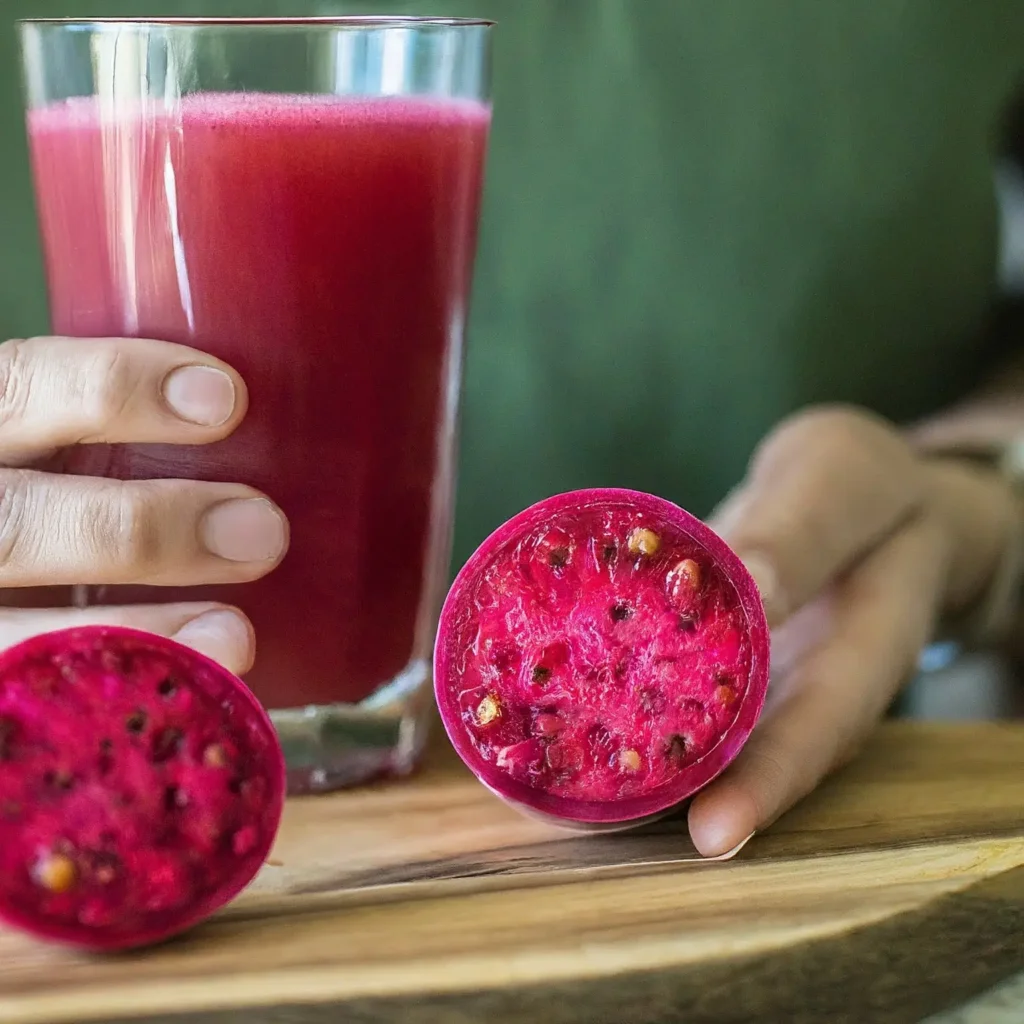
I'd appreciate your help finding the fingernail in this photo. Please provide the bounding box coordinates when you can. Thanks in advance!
[163,365,236,427]
[201,499,287,563]
[174,609,252,652]
[173,609,254,673]
[690,815,748,859]
[713,830,757,861]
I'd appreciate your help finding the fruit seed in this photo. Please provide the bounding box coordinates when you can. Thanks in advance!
[618,749,642,772]
[91,855,120,886]
[164,785,189,811]
[203,743,229,768]
[125,710,147,734]
[668,558,702,597]
[476,694,501,726]
[152,728,184,763]
[44,769,74,791]
[548,547,569,568]
[627,527,660,556]
[716,680,739,707]
[537,528,573,569]
[33,852,78,894]
[666,734,688,761]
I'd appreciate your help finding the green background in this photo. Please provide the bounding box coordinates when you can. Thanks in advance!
[3,1,1024,568]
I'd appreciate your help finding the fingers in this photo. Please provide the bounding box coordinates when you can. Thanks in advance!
[908,397,1024,456]
[0,470,288,588]
[708,406,925,626]
[0,336,269,677]
[924,457,1020,615]
[0,336,247,464]
[688,514,948,857]
[0,603,255,676]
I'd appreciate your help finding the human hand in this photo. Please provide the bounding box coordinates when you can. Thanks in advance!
[687,405,1018,856]
[0,334,288,674]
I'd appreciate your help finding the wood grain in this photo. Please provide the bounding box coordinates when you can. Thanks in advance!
[1,721,1023,1024]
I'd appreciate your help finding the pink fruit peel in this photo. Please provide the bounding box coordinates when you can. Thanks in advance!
[434,488,770,831]
[0,625,285,950]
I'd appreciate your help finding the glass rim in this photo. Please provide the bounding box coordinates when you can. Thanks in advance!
[18,16,494,29]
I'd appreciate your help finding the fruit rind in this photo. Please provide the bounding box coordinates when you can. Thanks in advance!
[434,488,770,831]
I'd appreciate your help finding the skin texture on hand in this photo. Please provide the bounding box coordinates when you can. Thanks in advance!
[0,334,290,675]
[687,404,1019,857]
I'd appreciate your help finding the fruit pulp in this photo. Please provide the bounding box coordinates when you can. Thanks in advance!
[0,625,283,950]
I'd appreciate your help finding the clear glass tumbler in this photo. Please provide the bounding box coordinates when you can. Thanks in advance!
[18,17,493,794]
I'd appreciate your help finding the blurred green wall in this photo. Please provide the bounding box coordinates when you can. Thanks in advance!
[4,1,1024,564]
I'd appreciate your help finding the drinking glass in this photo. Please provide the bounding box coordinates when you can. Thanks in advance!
[18,17,492,794]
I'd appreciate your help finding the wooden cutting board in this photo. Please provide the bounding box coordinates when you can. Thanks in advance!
[1,720,1023,1024]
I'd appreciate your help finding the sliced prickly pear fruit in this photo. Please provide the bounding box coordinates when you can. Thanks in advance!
[0,625,284,950]
[434,488,769,832]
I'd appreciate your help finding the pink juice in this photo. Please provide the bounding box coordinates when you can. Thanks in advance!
[26,93,490,712]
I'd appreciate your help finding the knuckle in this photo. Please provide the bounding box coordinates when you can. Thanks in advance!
[754,403,889,468]
[75,345,139,435]
[0,470,35,569]
[749,403,924,519]
[84,481,165,577]
[0,339,143,444]
[0,473,175,585]
[781,402,879,437]
[0,339,38,432]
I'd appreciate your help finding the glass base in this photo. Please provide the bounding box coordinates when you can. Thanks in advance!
[269,660,434,796]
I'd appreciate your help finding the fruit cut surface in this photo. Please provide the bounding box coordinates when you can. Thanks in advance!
[0,626,284,950]
[434,489,770,827]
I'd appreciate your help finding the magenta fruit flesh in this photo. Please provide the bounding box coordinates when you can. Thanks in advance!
[434,488,770,831]
[0,626,285,950]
